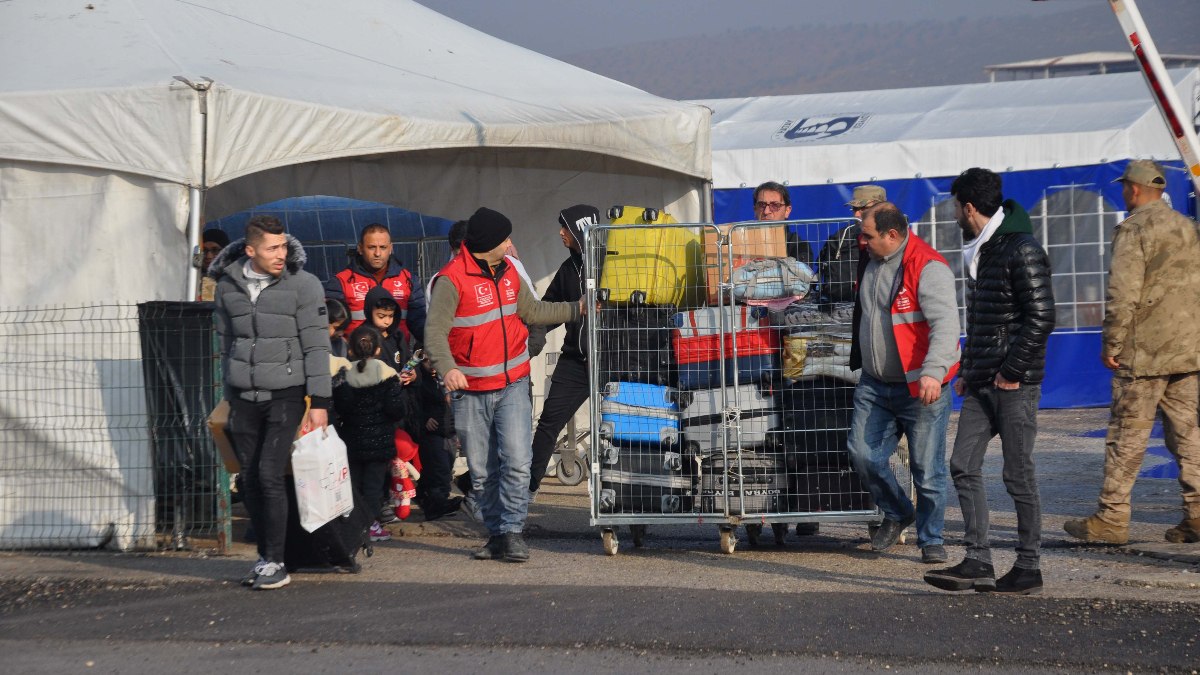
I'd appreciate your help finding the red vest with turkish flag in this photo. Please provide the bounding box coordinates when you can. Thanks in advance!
[892,234,959,397]
[436,244,530,392]
[334,266,413,339]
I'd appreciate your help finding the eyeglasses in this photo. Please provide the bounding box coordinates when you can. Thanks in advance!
[754,201,787,212]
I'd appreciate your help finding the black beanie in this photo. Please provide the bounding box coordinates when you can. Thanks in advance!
[202,228,230,248]
[465,207,513,253]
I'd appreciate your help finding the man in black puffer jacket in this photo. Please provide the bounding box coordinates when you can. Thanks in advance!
[925,168,1055,597]
[528,204,599,497]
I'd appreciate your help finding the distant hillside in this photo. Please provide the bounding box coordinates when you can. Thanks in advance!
[563,1,1200,98]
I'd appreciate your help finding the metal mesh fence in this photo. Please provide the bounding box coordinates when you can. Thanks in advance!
[0,303,229,552]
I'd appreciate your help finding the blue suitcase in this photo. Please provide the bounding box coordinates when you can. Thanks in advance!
[598,382,680,446]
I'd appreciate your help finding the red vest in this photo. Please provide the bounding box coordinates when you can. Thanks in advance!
[891,234,959,397]
[437,244,530,392]
[335,266,413,339]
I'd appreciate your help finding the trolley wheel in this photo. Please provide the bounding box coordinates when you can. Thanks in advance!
[601,528,619,556]
[556,456,587,487]
[745,524,762,548]
[597,288,610,302]
[630,524,647,548]
[772,523,788,546]
[718,526,737,554]
[630,290,647,305]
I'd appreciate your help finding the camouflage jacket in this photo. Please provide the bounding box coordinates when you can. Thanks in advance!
[1102,199,1200,376]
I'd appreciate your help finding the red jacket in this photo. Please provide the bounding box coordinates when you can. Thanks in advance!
[436,244,530,392]
[331,265,416,341]
[890,235,959,396]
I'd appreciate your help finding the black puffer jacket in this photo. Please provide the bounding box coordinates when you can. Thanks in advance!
[960,200,1056,390]
[333,359,419,462]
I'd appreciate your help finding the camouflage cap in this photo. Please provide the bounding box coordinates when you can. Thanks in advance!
[1114,160,1166,189]
[846,184,887,208]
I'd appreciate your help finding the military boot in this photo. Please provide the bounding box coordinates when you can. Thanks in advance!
[1063,514,1128,545]
[1164,518,1200,544]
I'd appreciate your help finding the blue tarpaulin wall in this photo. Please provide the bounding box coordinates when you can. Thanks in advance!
[713,160,1196,409]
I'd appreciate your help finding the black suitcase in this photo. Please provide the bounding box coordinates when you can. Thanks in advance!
[597,439,694,514]
[772,378,855,470]
[787,468,873,513]
[597,304,676,386]
[284,479,373,573]
[699,451,786,515]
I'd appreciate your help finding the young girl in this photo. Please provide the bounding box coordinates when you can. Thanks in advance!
[333,325,418,542]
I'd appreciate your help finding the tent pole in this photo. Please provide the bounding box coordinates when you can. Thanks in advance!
[185,187,201,299]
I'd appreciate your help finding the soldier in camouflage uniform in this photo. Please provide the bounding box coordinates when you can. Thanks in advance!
[1065,160,1200,545]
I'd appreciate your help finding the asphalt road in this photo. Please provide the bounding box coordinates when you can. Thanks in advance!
[2,407,1199,673]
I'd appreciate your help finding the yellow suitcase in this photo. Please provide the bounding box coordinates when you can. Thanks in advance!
[599,206,703,308]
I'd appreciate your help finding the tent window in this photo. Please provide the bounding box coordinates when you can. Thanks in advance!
[1031,187,1120,331]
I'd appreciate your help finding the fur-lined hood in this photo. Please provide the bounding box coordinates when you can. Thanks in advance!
[344,358,400,389]
[207,234,308,279]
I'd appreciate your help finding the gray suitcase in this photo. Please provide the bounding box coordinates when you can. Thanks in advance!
[680,383,779,456]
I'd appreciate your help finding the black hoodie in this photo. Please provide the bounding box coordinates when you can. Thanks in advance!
[362,285,411,372]
[539,205,598,362]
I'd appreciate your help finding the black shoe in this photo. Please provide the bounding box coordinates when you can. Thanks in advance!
[921,544,948,564]
[424,497,463,522]
[454,472,473,497]
[871,513,915,552]
[994,566,1043,595]
[924,558,996,592]
[473,535,505,560]
[503,532,530,563]
[795,522,820,536]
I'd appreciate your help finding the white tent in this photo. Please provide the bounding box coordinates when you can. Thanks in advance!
[0,0,710,549]
[694,68,1195,191]
[693,69,1199,410]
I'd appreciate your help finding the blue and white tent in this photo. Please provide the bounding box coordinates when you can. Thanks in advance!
[694,68,1200,409]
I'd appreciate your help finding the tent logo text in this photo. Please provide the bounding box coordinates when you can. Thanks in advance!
[774,113,871,143]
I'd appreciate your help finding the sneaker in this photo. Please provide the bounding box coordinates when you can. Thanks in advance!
[251,562,290,590]
[379,510,399,525]
[921,544,948,564]
[474,535,506,560]
[1165,518,1200,544]
[871,513,916,552]
[994,566,1043,595]
[240,558,268,587]
[924,558,997,592]
[1064,514,1128,545]
[423,497,463,522]
[503,532,530,563]
[369,521,392,542]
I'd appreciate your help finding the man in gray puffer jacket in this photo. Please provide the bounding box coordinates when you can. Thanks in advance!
[210,215,331,590]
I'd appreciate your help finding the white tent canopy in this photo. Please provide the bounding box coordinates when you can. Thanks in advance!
[694,68,1195,190]
[0,0,710,550]
[0,0,711,305]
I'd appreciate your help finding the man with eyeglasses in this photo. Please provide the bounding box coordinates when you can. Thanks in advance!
[753,181,812,264]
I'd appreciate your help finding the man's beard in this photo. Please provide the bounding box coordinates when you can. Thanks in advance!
[957,214,977,242]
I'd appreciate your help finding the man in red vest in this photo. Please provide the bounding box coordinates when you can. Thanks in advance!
[424,207,581,563]
[325,224,425,345]
[847,202,961,564]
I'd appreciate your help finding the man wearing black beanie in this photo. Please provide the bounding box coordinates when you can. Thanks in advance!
[528,204,599,497]
[424,206,584,562]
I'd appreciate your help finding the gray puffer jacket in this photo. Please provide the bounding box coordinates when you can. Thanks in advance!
[209,235,331,406]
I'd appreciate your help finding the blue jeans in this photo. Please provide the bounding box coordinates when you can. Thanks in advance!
[452,377,533,536]
[847,373,951,549]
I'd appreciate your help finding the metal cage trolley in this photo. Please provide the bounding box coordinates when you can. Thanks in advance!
[583,213,911,555]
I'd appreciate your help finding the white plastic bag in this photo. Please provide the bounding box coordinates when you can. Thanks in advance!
[291,425,353,532]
